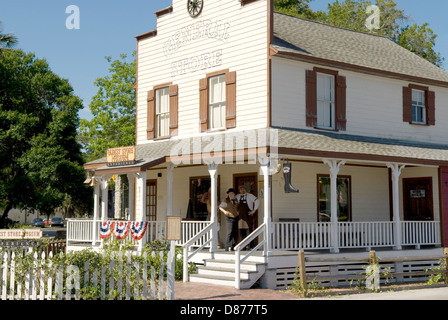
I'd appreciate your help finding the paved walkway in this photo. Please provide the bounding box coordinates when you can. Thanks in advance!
[174,282,300,300]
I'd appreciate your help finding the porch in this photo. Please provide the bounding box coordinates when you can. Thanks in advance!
[67,219,441,252]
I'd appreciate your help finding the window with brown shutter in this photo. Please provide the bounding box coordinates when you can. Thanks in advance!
[147,82,177,140]
[169,84,179,136]
[306,70,317,127]
[199,69,237,132]
[306,67,346,131]
[147,90,155,139]
[403,84,436,126]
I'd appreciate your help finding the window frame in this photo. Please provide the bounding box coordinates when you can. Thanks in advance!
[208,74,227,130]
[155,86,170,138]
[316,72,336,130]
[411,88,426,125]
[317,174,352,223]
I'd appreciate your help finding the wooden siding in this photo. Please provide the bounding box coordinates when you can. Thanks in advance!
[271,56,448,145]
[136,0,268,145]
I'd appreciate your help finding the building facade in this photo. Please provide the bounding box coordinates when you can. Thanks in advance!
[76,0,448,288]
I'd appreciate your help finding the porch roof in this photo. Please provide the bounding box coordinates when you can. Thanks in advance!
[84,128,448,174]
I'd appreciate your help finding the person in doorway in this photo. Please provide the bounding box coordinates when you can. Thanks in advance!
[236,185,259,248]
[219,188,239,251]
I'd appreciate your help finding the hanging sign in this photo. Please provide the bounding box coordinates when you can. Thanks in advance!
[166,217,182,241]
[0,229,42,240]
[106,146,136,167]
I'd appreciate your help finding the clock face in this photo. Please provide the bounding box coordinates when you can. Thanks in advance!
[187,0,203,17]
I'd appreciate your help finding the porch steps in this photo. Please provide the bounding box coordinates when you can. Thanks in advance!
[189,258,266,289]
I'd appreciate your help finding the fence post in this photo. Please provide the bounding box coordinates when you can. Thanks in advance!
[444,248,448,285]
[298,250,307,296]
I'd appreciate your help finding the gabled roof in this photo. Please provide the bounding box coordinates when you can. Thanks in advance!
[272,12,448,87]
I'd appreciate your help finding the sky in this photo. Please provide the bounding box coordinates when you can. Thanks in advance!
[1,0,447,121]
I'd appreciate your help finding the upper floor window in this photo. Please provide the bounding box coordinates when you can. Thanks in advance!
[209,74,226,130]
[412,89,426,124]
[316,73,335,130]
[199,70,236,132]
[146,84,178,140]
[306,67,346,131]
[403,84,435,126]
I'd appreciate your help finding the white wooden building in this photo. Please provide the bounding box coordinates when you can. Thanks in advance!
[72,0,448,289]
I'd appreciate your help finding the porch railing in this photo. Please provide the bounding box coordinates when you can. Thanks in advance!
[272,221,441,251]
[66,219,211,248]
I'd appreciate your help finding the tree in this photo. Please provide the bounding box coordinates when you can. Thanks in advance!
[79,53,136,162]
[273,0,444,67]
[0,22,17,49]
[0,49,92,227]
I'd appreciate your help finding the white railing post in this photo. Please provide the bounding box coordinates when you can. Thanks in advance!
[387,163,405,250]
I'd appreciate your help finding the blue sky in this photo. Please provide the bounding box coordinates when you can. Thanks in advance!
[1,0,447,121]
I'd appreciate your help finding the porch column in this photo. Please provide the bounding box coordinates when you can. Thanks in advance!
[259,156,273,256]
[166,163,175,217]
[324,159,346,253]
[100,176,110,221]
[127,173,136,221]
[92,177,100,245]
[136,171,147,251]
[208,163,219,252]
[387,163,405,250]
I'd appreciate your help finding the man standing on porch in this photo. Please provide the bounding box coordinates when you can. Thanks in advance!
[236,185,259,248]
[219,188,239,251]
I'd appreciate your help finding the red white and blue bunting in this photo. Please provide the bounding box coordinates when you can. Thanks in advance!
[100,221,115,239]
[113,221,131,240]
[100,221,149,240]
[130,221,148,240]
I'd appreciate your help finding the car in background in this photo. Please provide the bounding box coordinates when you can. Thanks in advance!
[31,218,45,228]
[43,219,51,226]
[50,217,64,227]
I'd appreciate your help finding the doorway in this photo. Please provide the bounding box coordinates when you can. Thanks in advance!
[403,177,433,221]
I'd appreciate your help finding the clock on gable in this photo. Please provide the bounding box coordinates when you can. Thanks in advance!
[187,0,203,18]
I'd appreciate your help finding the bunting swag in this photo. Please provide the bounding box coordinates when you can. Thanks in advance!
[130,221,148,240]
[113,221,131,239]
[100,221,115,239]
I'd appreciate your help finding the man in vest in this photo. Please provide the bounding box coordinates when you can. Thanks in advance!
[219,188,239,251]
[236,185,259,249]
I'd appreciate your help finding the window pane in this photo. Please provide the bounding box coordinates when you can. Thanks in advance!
[156,87,170,137]
[209,75,226,129]
[316,73,334,129]
[318,176,351,222]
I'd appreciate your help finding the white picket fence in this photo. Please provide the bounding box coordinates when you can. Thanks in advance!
[0,248,170,300]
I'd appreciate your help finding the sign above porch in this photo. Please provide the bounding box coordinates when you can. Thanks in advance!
[106,146,136,167]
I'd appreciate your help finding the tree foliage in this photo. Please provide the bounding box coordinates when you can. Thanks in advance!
[79,53,136,162]
[0,49,92,227]
[274,0,444,67]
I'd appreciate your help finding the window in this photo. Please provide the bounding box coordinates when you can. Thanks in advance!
[412,89,426,124]
[318,175,351,222]
[316,73,335,129]
[147,84,178,140]
[209,75,226,130]
[155,87,170,137]
[306,68,346,131]
[403,84,435,126]
[199,70,236,132]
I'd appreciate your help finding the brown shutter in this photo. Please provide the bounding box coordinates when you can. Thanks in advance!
[199,78,208,132]
[336,75,347,131]
[147,90,155,139]
[403,86,412,123]
[427,90,435,126]
[306,70,317,127]
[169,84,179,136]
[225,71,237,129]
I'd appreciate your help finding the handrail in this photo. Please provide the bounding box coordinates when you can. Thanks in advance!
[182,222,216,283]
[234,223,267,289]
